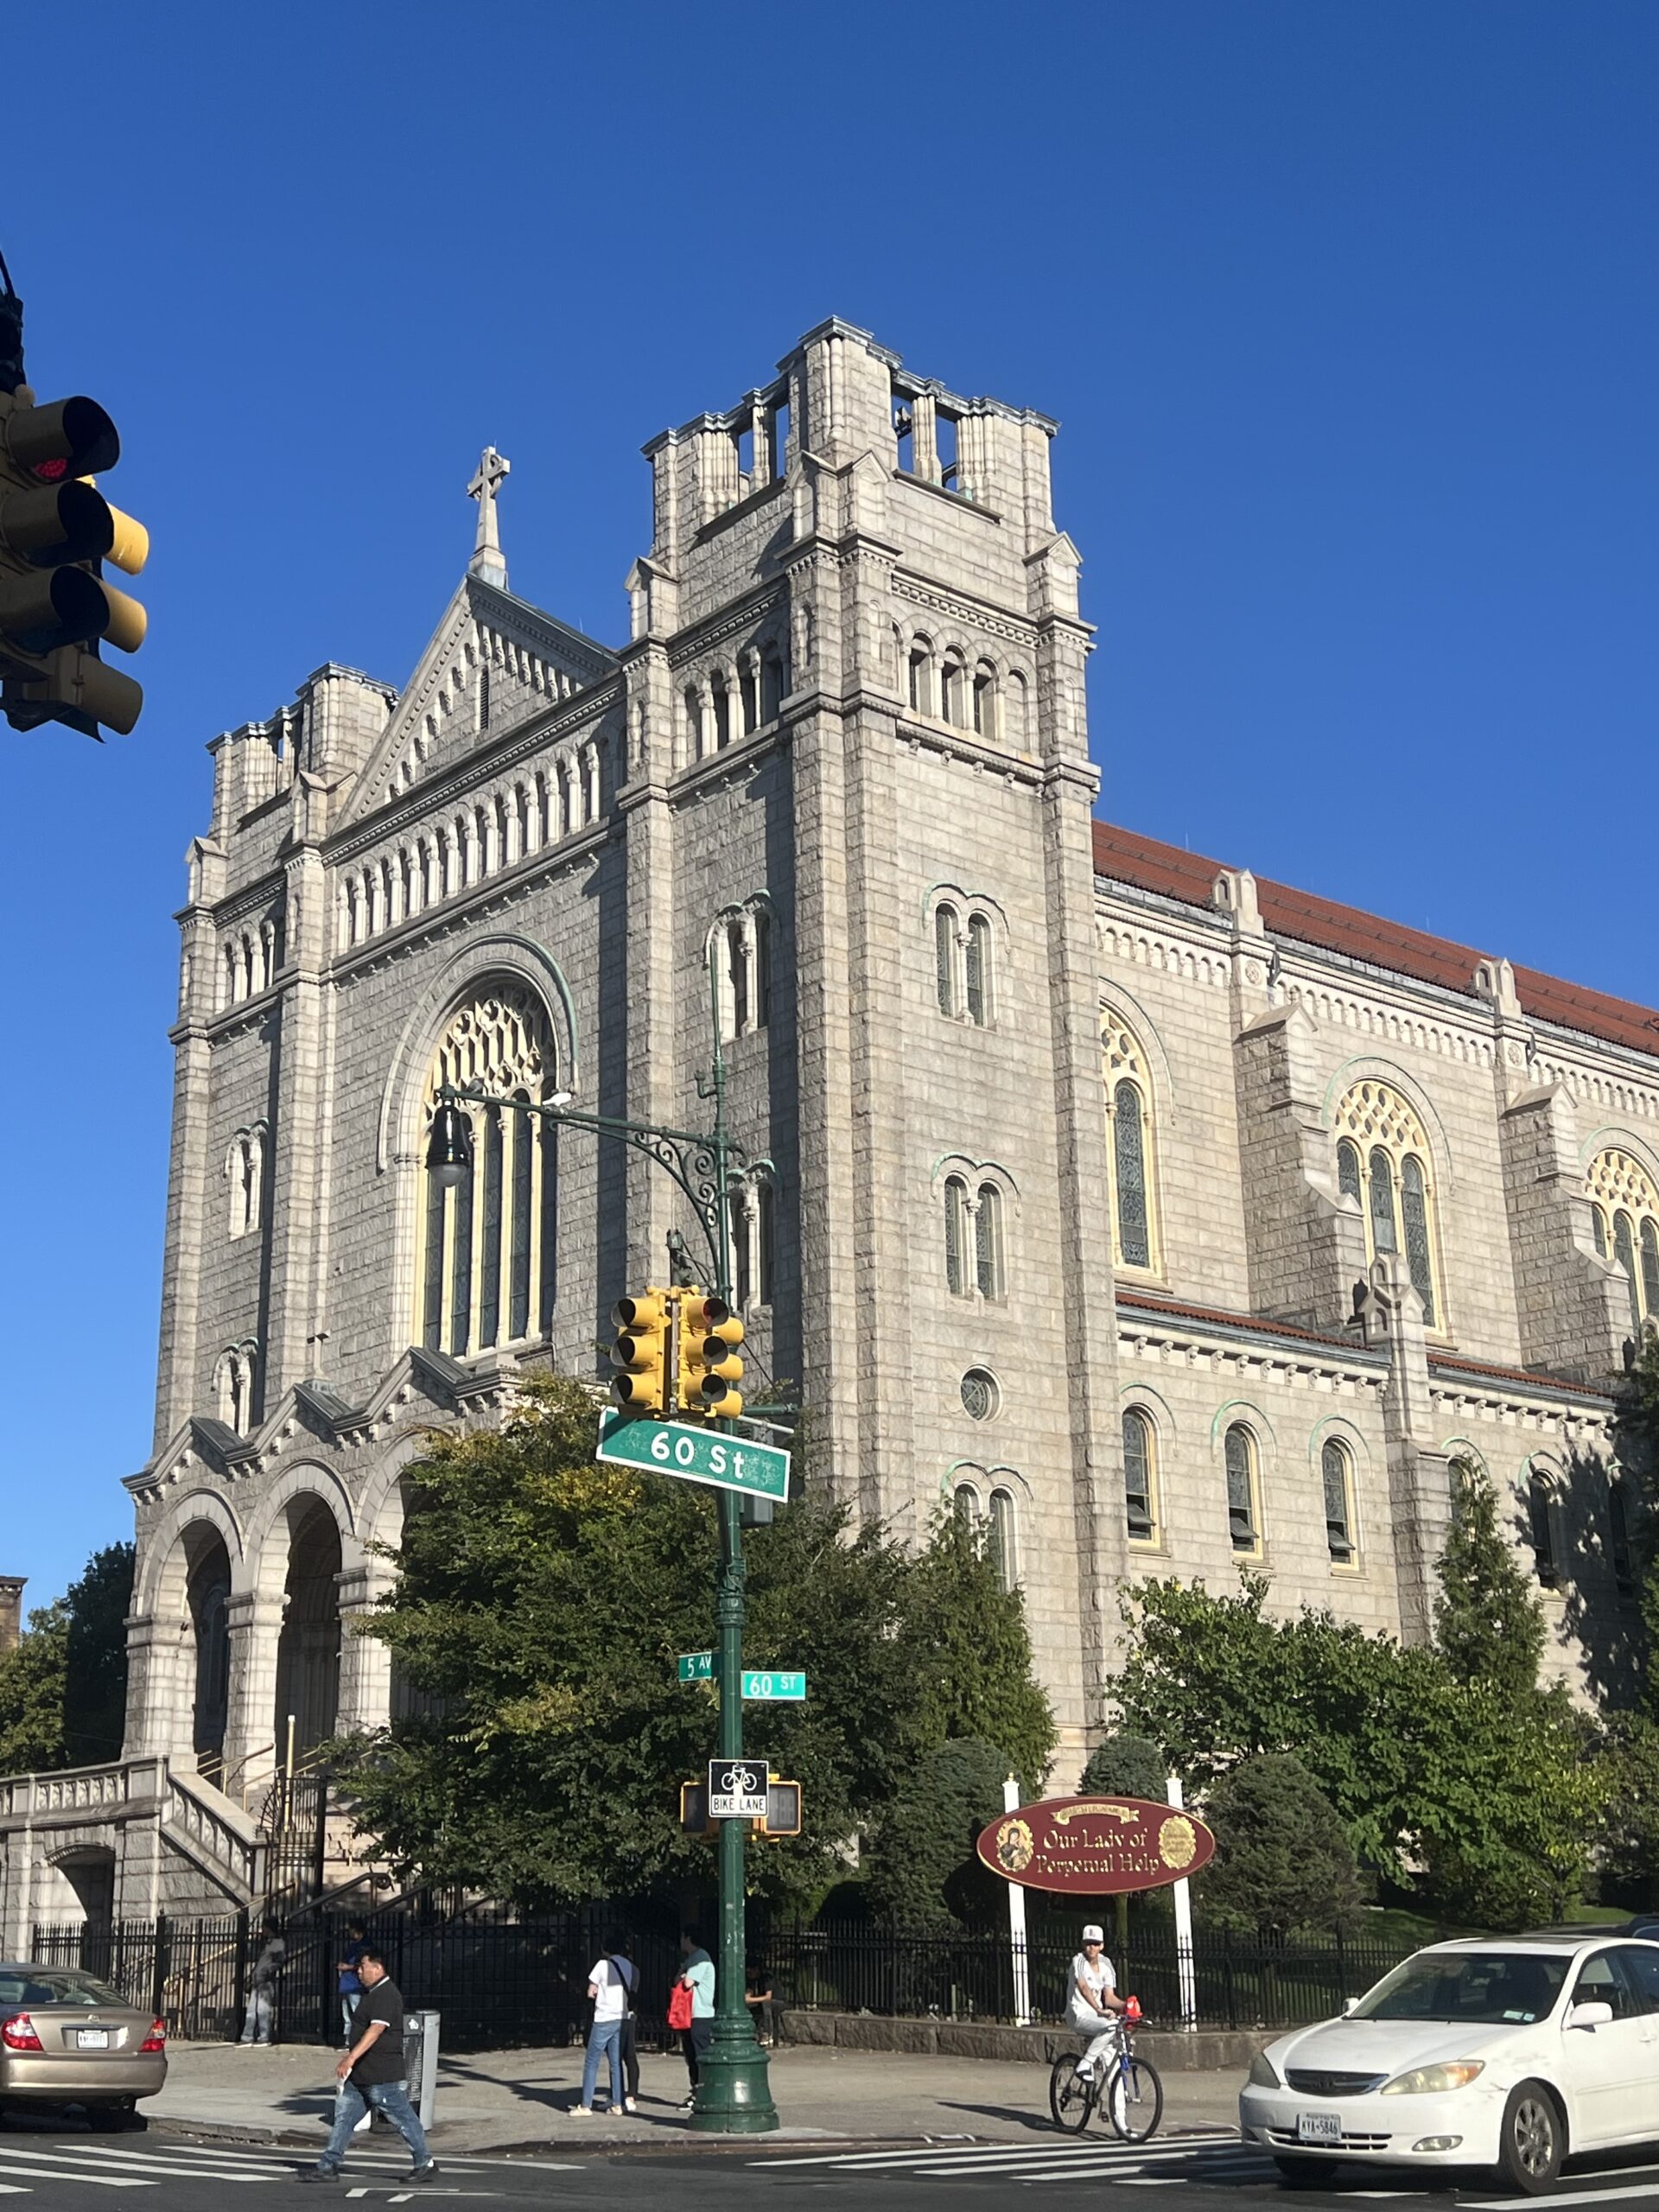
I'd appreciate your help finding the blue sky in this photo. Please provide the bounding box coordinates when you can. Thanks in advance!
[3,1,1656,1611]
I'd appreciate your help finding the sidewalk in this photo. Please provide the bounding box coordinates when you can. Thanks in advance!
[147,2038,1247,2153]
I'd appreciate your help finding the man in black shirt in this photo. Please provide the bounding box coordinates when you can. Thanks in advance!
[301,1948,437,2185]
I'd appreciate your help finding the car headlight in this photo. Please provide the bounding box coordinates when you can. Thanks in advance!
[1381,2063,1484,2096]
[1247,2051,1281,2088]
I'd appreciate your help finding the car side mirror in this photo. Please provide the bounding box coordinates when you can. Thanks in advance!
[1567,2000,1613,2031]
[1341,1997,1360,2018]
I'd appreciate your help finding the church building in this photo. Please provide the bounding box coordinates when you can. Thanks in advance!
[1,318,1650,1932]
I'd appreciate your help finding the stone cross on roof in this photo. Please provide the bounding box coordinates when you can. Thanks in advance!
[467,444,510,588]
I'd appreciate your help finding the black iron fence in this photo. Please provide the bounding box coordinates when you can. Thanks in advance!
[29,1904,1416,2047]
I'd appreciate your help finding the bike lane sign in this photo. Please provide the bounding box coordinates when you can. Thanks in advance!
[709,1757,768,1820]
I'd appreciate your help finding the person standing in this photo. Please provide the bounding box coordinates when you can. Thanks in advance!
[1067,1923,1126,2081]
[573,1931,636,2116]
[300,1948,437,2186]
[676,1928,715,2113]
[336,1919,369,2045]
[238,1919,285,2047]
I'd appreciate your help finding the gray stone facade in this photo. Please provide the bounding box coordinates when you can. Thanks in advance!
[2,319,1649,1932]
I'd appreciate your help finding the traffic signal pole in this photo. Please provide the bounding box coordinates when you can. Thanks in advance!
[423,944,776,2133]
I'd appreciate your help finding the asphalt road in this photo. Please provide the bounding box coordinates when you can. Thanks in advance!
[0,2122,1657,2210]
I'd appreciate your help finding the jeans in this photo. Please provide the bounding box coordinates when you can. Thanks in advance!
[681,2017,713,2090]
[239,1988,273,2044]
[581,2017,625,2108]
[320,2079,429,2172]
[340,1990,361,2044]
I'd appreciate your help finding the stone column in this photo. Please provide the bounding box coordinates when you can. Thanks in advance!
[221,1591,283,1805]
[334,1562,393,1738]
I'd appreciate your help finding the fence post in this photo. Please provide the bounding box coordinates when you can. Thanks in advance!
[150,1914,171,2021]
[1222,1925,1236,2032]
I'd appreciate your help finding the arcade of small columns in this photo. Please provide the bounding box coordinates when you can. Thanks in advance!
[124,1466,416,1802]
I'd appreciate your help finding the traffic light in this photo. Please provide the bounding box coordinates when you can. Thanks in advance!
[609,1288,672,1414]
[677,1289,743,1421]
[754,1777,801,1840]
[0,384,149,739]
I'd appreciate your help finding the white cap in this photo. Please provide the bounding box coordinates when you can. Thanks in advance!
[1082,1924,1104,1942]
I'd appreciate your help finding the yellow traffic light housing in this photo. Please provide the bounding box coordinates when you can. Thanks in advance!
[0,385,148,739]
[677,1289,744,1421]
[609,1288,672,1414]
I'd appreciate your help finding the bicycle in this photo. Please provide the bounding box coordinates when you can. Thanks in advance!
[1048,2005,1164,2144]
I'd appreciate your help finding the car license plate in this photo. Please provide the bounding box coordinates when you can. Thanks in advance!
[1297,2112,1342,2146]
[76,2029,110,2049]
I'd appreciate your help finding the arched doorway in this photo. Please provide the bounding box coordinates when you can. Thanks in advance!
[273,1498,342,1758]
[184,1529,232,1783]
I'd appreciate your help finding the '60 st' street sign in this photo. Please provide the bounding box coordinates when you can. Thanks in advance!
[597,1410,790,1501]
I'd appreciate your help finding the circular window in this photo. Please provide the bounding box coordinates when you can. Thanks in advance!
[961,1368,1000,1421]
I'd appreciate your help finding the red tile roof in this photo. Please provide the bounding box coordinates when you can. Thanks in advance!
[1092,821,1659,1061]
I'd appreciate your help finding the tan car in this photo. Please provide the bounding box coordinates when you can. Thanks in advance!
[0,1962,167,2123]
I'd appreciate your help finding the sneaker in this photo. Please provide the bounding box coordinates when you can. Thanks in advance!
[679,2095,696,2113]
[624,2097,639,2113]
[409,2165,441,2186]
[571,2105,594,2116]
[297,2170,340,2186]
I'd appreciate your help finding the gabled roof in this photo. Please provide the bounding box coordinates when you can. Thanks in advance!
[340,575,617,829]
[1093,820,1659,1062]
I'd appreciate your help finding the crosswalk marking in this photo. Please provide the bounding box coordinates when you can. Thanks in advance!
[758,2132,1243,2171]
[0,2161,148,2189]
[1465,2190,1659,2211]
[751,2134,1274,2188]
[42,2148,286,2181]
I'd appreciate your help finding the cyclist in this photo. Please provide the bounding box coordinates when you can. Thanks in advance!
[1067,1923,1127,2082]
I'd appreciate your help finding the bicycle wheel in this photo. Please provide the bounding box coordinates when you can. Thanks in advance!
[1106,2054,1164,2144]
[1049,2052,1095,2133]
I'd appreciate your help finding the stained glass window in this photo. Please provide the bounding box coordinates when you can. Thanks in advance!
[1337,1140,1362,1206]
[449,1157,474,1357]
[1614,1211,1642,1334]
[966,913,991,1026]
[510,1096,533,1341]
[1368,1147,1398,1255]
[1225,1425,1258,1552]
[1642,1220,1659,1325]
[1123,1408,1156,1543]
[1400,1155,1436,1325]
[1115,1083,1151,1268]
[935,906,957,1016]
[1322,1440,1355,1561]
[1528,1471,1559,1589]
[422,1171,445,1352]
[954,1482,980,1523]
[480,1111,504,1349]
[976,1183,1004,1300]
[1592,1205,1609,1258]
[944,1177,968,1295]
[539,1120,559,1330]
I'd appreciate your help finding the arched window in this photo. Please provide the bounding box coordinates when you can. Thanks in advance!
[1332,1082,1444,1326]
[940,651,968,728]
[713,904,771,1041]
[760,647,785,722]
[1586,1149,1659,1332]
[1103,1016,1160,1274]
[944,1176,969,1296]
[935,905,958,1016]
[1321,1439,1357,1564]
[1224,1424,1262,1554]
[988,1489,1016,1591]
[975,1182,1005,1300]
[954,1481,980,1524]
[417,985,559,1357]
[972,664,997,740]
[907,639,934,717]
[1528,1468,1560,1590]
[964,913,993,1027]
[1122,1408,1159,1547]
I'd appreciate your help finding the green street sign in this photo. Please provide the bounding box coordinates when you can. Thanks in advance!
[597,1410,790,1501]
[742,1670,806,1701]
[678,1651,714,1683]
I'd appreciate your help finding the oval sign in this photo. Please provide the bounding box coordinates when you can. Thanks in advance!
[976,1795,1216,1895]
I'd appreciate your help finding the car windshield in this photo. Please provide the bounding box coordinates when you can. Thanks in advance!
[0,1972,124,2009]
[1351,1952,1568,2026]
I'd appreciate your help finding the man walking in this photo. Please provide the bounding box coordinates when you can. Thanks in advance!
[676,1927,715,2113]
[238,1919,285,2047]
[572,1929,636,2116]
[300,1948,437,2186]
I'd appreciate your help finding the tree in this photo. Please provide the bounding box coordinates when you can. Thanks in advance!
[0,1544,133,1774]
[1433,1462,1546,1700]
[1079,1732,1167,1802]
[1201,1755,1361,1938]
[336,1376,1054,1905]
[899,1508,1055,1796]
[862,1736,1007,1929]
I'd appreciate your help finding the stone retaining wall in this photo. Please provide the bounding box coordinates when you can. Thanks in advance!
[775,2007,1270,2070]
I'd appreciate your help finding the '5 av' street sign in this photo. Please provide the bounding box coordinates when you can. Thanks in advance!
[677,1655,808,1700]
[597,1411,790,1501]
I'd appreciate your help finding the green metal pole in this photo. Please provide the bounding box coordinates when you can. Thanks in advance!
[689,950,776,2133]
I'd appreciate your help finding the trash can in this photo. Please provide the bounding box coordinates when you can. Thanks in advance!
[404,2009,441,2130]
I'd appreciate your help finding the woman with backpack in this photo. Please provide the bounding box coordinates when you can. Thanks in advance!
[572,1931,637,2116]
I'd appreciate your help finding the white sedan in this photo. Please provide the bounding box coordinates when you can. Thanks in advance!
[1238,1936,1659,2193]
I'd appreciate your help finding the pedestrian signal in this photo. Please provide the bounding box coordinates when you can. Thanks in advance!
[754,1778,801,1840]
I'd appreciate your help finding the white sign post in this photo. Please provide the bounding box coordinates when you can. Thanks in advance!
[1004,1773,1032,2026]
[1167,1772,1198,2031]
